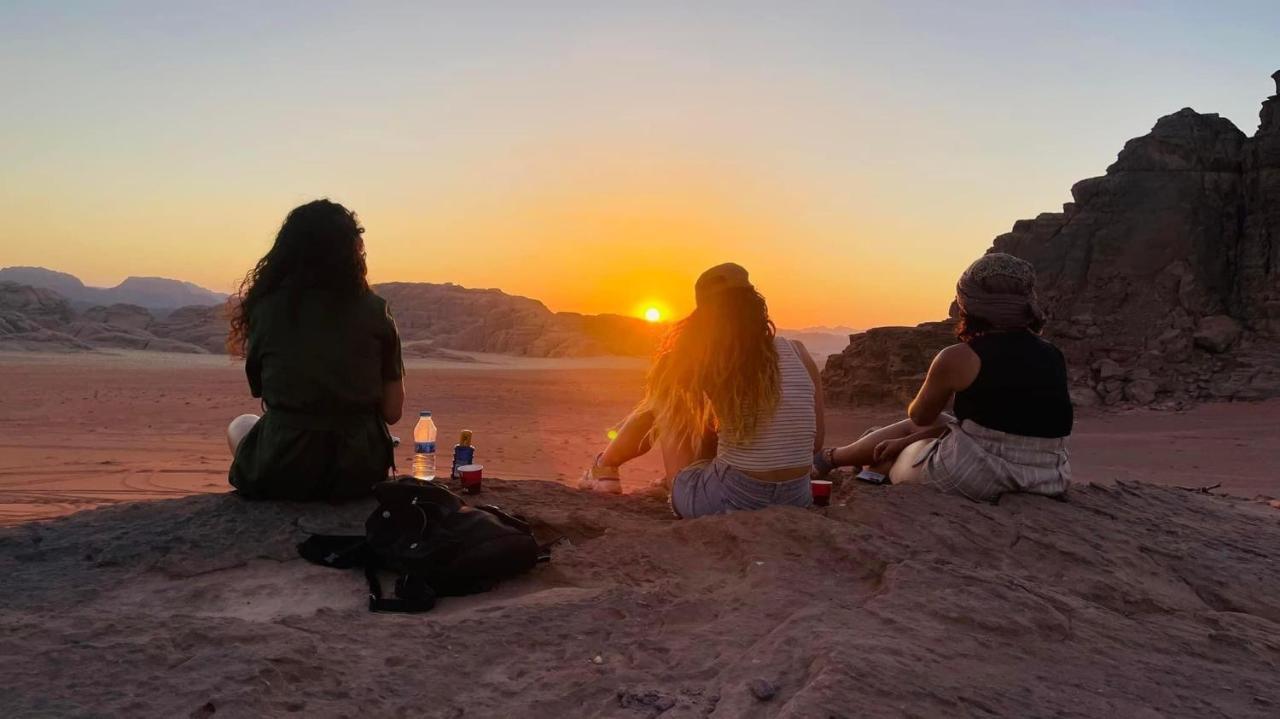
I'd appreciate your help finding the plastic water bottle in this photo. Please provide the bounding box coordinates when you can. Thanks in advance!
[412,411,438,481]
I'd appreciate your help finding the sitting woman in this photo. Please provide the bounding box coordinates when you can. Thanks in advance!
[225,199,405,501]
[813,252,1072,502]
[580,263,824,518]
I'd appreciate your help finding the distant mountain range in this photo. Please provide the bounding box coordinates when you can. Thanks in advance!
[0,269,666,358]
[777,327,861,360]
[0,266,227,310]
[0,266,855,360]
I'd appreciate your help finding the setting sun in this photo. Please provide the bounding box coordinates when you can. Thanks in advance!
[644,307,662,323]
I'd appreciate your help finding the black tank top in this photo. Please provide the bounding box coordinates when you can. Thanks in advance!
[953,332,1073,439]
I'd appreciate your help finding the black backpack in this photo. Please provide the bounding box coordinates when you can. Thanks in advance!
[298,477,547,613]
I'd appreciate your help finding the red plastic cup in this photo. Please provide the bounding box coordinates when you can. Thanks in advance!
[459,464,483,494]
[811,479,832,507]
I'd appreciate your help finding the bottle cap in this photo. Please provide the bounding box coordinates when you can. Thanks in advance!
[460,429,473,443]
[419,410,432,417]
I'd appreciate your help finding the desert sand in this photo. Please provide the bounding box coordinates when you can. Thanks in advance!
[2,352,1280,717]
[2,351,1278,525]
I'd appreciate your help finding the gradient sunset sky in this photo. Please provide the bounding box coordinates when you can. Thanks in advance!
[2,1,1276,328]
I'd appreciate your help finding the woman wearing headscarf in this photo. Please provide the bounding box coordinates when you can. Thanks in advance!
[812,252,1072,502]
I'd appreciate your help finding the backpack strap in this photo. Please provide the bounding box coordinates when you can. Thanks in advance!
[365,566,436,613]
[297,534,369,568]
[474,504,531,533]
[474,503,556,561]
[380,415,398,481]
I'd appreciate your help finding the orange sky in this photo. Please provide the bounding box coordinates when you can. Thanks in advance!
[2,3,1274,328]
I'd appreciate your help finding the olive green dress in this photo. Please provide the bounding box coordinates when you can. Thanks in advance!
[229,286,404,501]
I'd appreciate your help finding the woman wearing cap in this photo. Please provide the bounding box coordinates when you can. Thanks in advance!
[580,263,825,518]
[812,252,1072,502]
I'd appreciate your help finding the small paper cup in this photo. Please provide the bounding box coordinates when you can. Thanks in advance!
[459,464,483,494]
[810,479,833,507]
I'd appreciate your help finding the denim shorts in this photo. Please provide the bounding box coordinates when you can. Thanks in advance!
[670,458,812,518]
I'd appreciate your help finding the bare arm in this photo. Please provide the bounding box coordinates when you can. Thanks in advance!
[791,340,826,452]
[907,343,980,426]
[872,422,949,464]
[382,379,405,425]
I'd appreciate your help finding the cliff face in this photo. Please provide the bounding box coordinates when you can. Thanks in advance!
[824,72,1280,408]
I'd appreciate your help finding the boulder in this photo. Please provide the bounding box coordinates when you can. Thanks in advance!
[81,304,154,331]
[1069,386,1101,408]
[821,322,955,407]
[1124,380,1159,405]
[1193,315,1243,353]
[1094,358,1124,380]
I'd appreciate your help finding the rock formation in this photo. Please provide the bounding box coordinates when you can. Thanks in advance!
[375,282,663,358]
[148,305,229,354]
[0,266,227,310]
[824,71,1280,408]
[0,278,661,359]
[822,322,954,407]
[0,282,89,351]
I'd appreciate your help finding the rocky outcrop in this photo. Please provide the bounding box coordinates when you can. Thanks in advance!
[0,282,88,351]
[375,282,662,358]
[0,282,75,328]
[823,322,955,406]
[824,72,1280,408]
[0,267,227,310]
[0,280,661,359]
[0,283,211,354]
[553,311,666,357]
[80,303,154,331]
[149,305,228,354]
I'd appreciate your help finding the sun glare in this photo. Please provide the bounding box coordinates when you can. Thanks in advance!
[644,307,662,323]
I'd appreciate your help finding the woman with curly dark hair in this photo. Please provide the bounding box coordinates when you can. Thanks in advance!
[812,253,1072,502]
[225,199,404,501]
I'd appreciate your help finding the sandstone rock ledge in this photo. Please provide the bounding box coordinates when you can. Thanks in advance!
[824,73,1280,409]
[2,479,1278,717]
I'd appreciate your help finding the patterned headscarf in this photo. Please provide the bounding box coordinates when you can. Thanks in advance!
[955,252,1046,332]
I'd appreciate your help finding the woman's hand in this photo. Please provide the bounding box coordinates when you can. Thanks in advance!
[872,437,909,465]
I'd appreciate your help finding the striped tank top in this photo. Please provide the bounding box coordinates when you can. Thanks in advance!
[716,337,817,472]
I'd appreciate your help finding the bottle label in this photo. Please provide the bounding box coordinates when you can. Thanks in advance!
[414,441,437,454]
[450,446,475,478]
